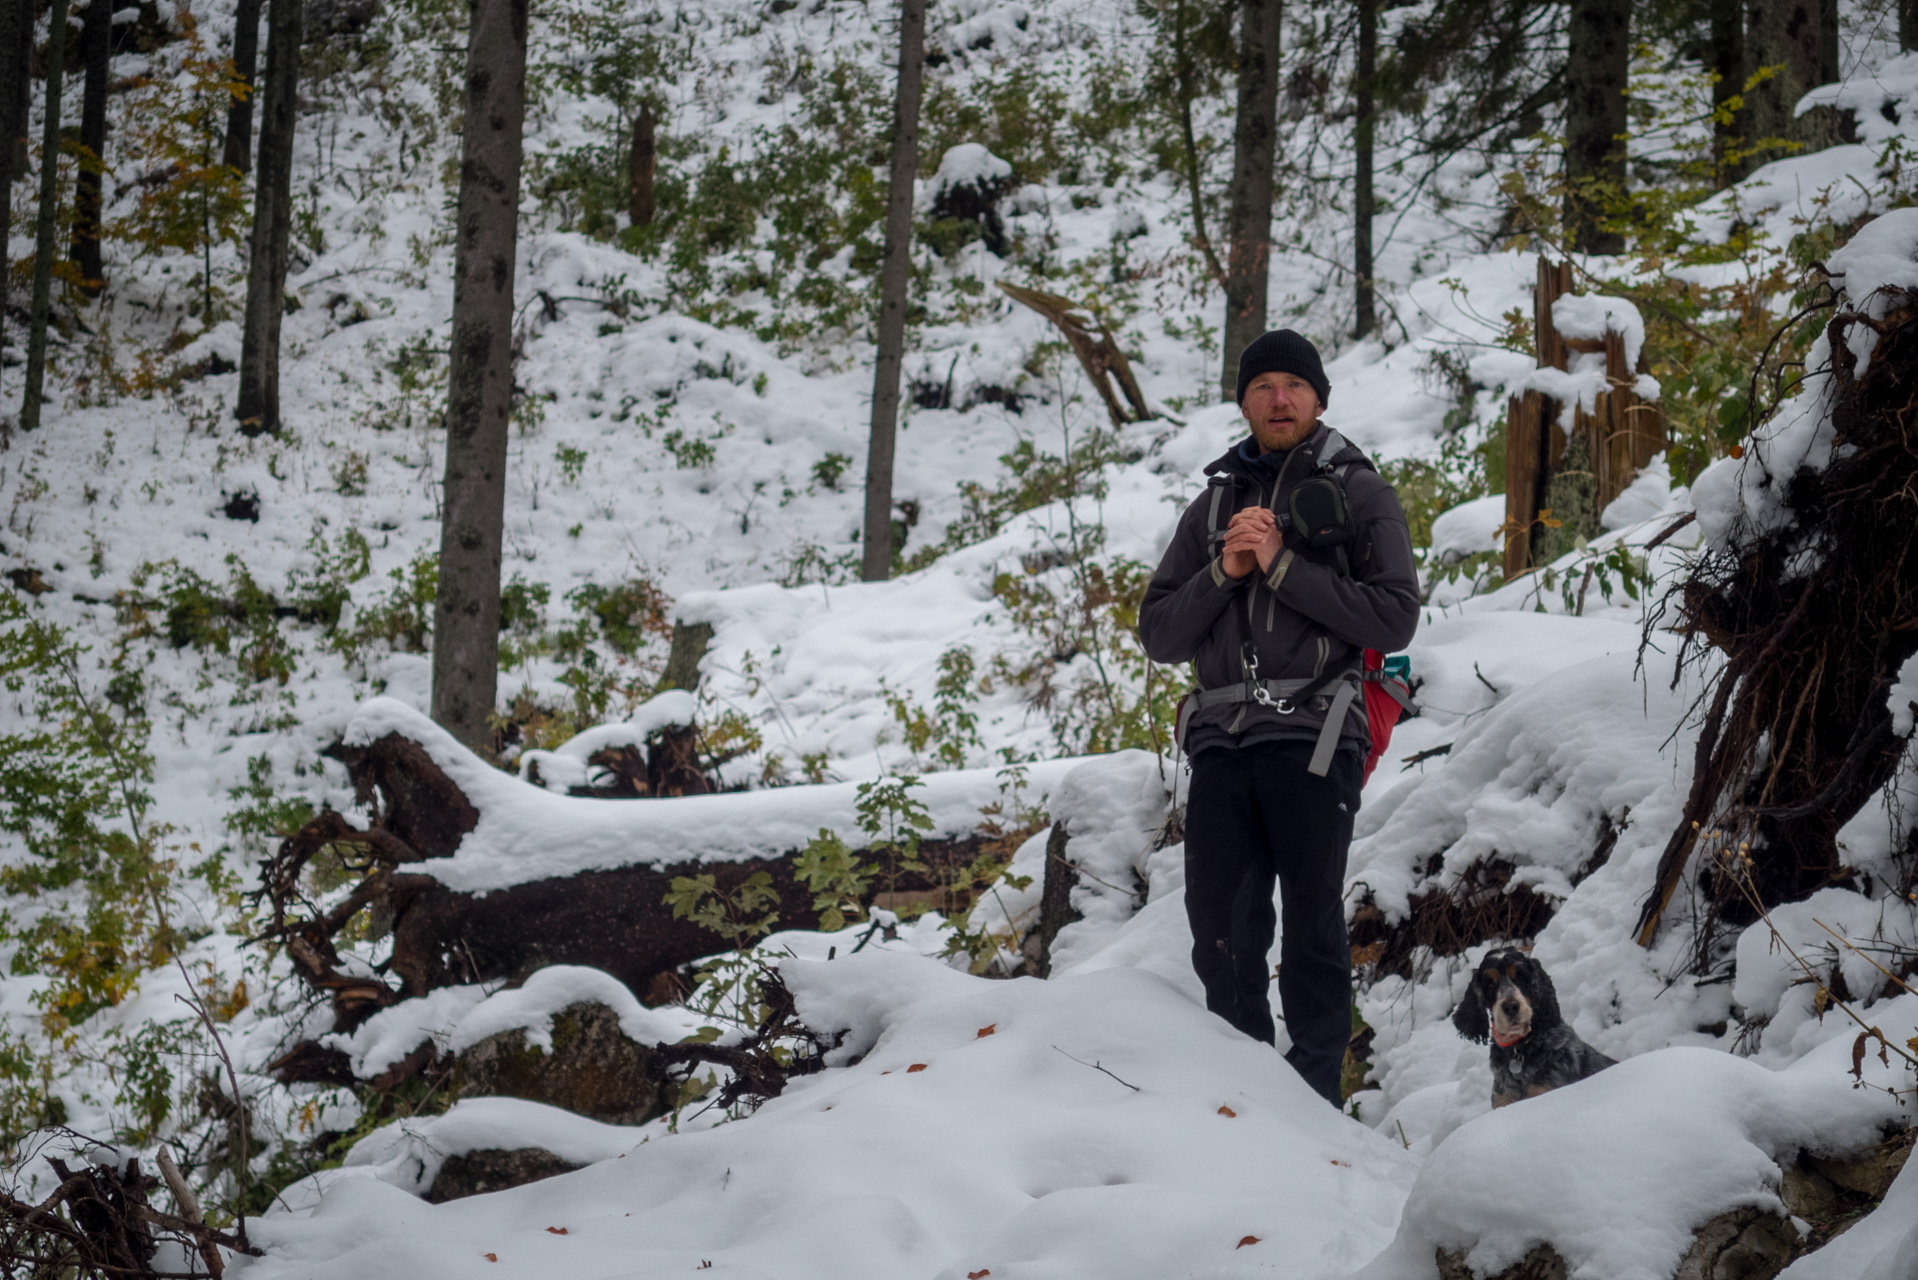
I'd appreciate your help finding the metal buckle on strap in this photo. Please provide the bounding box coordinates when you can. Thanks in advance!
[1244,649,1292,713]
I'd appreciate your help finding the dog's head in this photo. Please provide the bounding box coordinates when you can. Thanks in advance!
[1452,948,1560,1046]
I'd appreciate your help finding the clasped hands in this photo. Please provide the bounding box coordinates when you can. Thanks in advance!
[1221,507,1283,580]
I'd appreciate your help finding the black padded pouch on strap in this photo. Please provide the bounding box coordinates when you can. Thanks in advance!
[1287,475,1354,550]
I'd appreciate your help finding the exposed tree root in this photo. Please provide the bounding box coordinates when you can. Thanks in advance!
[1350,858,1561,979]
[1638,277,1918,962]
[0,1134,262,1279]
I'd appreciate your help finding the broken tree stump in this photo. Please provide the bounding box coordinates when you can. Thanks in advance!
[1502,257,1668,579]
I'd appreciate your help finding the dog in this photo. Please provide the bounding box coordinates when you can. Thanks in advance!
[1452,948,1616,1108]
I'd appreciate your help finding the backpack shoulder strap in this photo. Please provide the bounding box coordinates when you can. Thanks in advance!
[1204,474,1237,553]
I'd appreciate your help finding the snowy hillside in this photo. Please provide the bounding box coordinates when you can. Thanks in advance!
[3,0,1918,1277]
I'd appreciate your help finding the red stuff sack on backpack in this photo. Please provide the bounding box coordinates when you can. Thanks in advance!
[1361,648,1414,784]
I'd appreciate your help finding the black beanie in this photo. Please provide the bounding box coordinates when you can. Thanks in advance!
[1235,329,1331,408]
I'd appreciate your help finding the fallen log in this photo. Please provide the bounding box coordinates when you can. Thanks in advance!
[254,718,1019,1083]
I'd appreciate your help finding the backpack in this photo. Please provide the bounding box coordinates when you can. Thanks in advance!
[1361,649,1415,784]
[1187,429,1418,780]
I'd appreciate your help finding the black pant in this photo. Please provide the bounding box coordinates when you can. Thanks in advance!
[1183,740,1360,1105]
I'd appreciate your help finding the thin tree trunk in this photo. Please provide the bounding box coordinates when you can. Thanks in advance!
[1744,0,1836,155]
[1563,0,1629,254]
[1219,0,1280,401]
[1353,0,1376,341]
[430,0,528,749]
[628,102,654,226]
[1710,0,1747,185]
[236,0,303,435]
[20,0,70,433]
[8,0,27,181]
[1819,0,1850,142]
[1904,0,1917,52]
[1173,0,1225,290]
[70,0,108,293]
[859,0,926,584]
[0,0,28,379]
[223,0,264,173]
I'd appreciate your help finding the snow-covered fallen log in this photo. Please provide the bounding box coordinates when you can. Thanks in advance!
[255,699,1087,1084]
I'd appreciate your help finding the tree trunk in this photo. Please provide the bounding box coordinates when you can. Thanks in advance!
[1710,0,1747,185]
[430,0,528,749]
[222,0,265,174]
[1353,0,1377,341]
[1904,0,1917,52]
[1172,0,1225,291]
[1744,0,1836,155]
[235,0,303,436]
[70,0,108,293]
[859,0,926,583]
[628,101,655,227]
[0,0,28,377]
[7,0,26,180]
[20,0,70,434]
[1218,0,1280,401]
[1562,0,1629,254]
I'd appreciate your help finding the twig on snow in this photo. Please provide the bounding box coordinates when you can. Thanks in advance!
[1052,1045,1141,1092]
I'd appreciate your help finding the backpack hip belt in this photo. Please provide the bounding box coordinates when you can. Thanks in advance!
[1179,668,1364,778]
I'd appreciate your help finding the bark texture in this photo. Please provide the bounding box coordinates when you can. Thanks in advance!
[1744,0,1838,155]
[1562,0,1629,254]
[6,0,26,180]
[1353,0,1377,340]
[222,0,265,174]
[1710,0,1748,184]
[860,0,926,582]
[20,0,70,434]
[430,0,529,748]
[235,0,304,436]
[628,101,655,226]
[0,0,27,367]
[71,0,110,292]
[1218,0,1280,400]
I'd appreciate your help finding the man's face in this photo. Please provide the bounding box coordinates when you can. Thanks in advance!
[1241,371,1322,453]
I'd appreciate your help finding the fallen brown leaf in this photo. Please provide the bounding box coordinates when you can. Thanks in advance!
[907,1063,928,1073]
[483,1254,498,1263]
[977,1024,997,1038]
[1217,1105,1236,1117]
[968,1271,991,1278]
[1237,1236,1260,1249]
[545,1227,569,1235]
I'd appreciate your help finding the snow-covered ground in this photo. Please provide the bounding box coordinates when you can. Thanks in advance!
[4,0,1918,1275]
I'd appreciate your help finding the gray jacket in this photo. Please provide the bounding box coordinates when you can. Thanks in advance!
[1138,425,1420,757]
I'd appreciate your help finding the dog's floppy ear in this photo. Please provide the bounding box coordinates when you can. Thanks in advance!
[1452,973,1490,1043]
[1521,955,1561,1027]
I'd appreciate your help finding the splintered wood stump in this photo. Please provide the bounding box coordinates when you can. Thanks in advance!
[1502,257,1667,580]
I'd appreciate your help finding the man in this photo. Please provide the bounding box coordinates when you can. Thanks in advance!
[1138,329,1419,1105]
